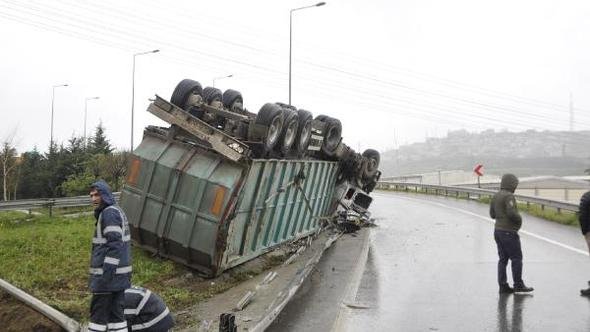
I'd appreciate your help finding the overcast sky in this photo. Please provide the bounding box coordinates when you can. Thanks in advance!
[1,0,590,154]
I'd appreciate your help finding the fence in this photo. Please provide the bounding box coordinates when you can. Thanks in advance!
[0,185,579,215]
[376,181,579,214]
[0,193,121,216]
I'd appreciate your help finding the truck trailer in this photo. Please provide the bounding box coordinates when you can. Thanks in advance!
[120,79,380,277]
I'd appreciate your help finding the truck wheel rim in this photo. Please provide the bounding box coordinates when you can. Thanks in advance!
[267,116,282,146]
[284,121,297,148]
[299,121,312,150]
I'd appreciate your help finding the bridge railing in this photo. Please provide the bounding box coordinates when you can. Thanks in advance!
[376,181,579,213]
[0,193,121,216]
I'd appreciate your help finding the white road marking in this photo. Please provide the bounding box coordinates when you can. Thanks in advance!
[375,193,589,257]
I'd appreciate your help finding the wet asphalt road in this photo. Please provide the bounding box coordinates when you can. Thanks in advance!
[343,191,590,332]
[271,191,590,332]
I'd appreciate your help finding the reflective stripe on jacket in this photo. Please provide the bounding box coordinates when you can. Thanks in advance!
[89,205,132,292]
[124,286,174,331]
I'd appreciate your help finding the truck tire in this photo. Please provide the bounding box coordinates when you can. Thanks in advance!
[333,141,353,161]
[256,103,284,150]
[277,108,299,155]
[315,114,329,122]
[295,109,313,156]
[203,87,223,105]
[170,79,202,109]
[317,116,342,156]
[222,89,243,111]
[361,149,380,178]
[275,102,297,112]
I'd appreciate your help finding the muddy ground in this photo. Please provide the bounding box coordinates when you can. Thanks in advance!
[0,290,64,332]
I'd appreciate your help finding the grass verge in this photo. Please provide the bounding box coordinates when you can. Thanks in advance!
[0,210,280,326]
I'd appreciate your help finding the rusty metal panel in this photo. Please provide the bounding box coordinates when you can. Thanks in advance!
[120,132,244,275]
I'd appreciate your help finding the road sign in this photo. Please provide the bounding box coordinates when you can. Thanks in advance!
[474,164,484,177]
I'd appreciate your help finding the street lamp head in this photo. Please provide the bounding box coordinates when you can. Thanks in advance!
[316,2,326,6]
[152,49,160,53]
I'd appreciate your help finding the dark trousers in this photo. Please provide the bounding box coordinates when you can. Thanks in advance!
[89,291,127,332]
[494,229,524,287]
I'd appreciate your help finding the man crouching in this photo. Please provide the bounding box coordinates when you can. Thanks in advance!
[88,180,132,332]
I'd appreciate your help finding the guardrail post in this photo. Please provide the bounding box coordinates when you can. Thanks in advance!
[557,207,561,214]
[49,204,53,218]
[467,193,470,199]
[541,204,545,211]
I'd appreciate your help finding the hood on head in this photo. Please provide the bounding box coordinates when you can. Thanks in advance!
[500,173,519,193]
[91,180,115,206]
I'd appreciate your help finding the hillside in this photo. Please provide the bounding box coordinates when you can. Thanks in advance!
[380,129,590,176]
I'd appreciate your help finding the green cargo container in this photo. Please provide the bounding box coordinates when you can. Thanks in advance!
[120,127,339,277]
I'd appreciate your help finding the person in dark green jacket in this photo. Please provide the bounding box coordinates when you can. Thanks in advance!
[579,190,590,296]
[490,174,534,294]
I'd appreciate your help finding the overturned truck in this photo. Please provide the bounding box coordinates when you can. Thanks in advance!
[120,79,381,277]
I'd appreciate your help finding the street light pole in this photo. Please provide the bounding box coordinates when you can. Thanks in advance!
[212,74,233,88]
[131,49,159,151]
[289,2,325,105]
[50,83,69,150]
[84,96,100,147]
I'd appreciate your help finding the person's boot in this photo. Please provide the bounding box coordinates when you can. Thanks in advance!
[499,284,514,294]
[513,282,534,293]
[581,288,590,296]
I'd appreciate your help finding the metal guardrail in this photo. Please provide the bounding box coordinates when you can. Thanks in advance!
[376,181,579,213]
[0,193,121,214]
[0,278,80,331]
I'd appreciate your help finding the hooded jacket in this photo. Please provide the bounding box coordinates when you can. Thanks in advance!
[124,286,174,331]
[490,174,522,232]
[89,180,132,292]
[579,191,590,235]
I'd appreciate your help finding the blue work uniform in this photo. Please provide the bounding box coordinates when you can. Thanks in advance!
[124,286,174,331]
[88,180,132,332]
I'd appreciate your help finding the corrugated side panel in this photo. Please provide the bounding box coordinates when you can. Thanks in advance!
[222,159,339,270]
[120,133,243,275]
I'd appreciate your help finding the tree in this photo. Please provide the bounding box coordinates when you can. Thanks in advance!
[88,121,113,154]
[100,151,129,191]
[0,131,19,201]
[16,148,48,199]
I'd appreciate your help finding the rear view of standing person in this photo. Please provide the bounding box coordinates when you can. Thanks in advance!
[490,173,534,294]
[579,190,590,296]
[88,180,132,332]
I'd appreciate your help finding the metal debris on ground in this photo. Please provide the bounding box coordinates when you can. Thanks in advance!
[333,209,376,234]
[235,291,256,311]
[260,271,278,286]
[219,313,237,332]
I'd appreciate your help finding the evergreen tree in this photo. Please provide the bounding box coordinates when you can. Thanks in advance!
[89,121,113,154]
[16,148,49,198]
